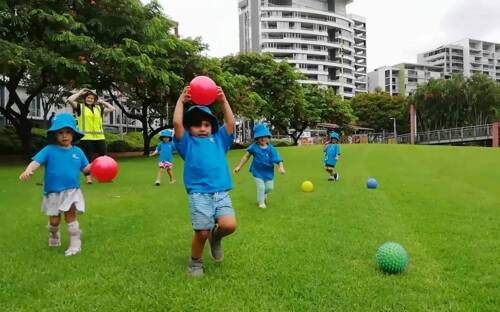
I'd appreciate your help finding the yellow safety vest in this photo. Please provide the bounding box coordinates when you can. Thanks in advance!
[78,104,105,140]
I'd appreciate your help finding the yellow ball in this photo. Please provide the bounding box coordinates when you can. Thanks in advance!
[301,181,314,192]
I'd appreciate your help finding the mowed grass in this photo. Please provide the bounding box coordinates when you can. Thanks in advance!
[0,144,499,311]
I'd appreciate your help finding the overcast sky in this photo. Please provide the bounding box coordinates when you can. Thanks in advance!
[157,0,500,72]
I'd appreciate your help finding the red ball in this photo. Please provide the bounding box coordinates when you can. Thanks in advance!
[90,156,118,182]
[189,76,218,106]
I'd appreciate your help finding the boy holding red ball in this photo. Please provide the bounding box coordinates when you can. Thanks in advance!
[173,80,237,278]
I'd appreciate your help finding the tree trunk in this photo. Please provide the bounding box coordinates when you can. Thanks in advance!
[16,118,34,156]
[141,115,150,156]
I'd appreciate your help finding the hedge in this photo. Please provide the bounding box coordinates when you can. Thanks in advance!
[0,127,160,154]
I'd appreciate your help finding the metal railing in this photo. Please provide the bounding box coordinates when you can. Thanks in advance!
[363,124,494,145]
[414,124,493,144]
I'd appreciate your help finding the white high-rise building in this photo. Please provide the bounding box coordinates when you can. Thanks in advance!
[418,39,500,83]
[238,0,367,98]
[368,63,443,96]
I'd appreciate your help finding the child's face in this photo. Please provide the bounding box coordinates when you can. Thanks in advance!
[56,128,73,147]
[85,94,97,105]
[331,138,338,144]
[257,137,270,146]
[189,120,212,137]
[162,137,171,142]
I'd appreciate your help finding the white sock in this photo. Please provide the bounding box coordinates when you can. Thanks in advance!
[66,221,81,254]
[68,221,80,233]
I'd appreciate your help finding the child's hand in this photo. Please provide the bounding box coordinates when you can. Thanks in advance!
[335,156,340,161]
[179,86,191,104]
[279,167,286,175]
[19,170,33,181]
[216,87,228,104]
[233,166,241,174]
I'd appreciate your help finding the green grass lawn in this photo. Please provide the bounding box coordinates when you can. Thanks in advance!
[1,145,499,311]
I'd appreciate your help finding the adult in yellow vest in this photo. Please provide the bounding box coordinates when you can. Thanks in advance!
[67,88,115,184]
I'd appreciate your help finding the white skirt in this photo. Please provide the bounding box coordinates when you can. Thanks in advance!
[42,188,85,216]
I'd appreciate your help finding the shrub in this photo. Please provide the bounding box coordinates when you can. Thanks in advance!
[107,140,133,153]
[0,127,47,155]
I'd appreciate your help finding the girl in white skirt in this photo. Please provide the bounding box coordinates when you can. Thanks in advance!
[20,113,90,256]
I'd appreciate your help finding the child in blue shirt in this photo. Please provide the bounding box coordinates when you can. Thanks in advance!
[324,131,341,181]
[234,123,285,209]
[19,113,90,256]
[149,129,176,186]
[173,85,237,277]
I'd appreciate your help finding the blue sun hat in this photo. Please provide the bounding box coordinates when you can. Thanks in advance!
[253,123,272,140]
[330,131,340,141]
[184,105,219,134]
[159,129,173,138]
[47,113,84,142]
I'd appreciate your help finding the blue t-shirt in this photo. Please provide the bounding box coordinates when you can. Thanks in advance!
[32,145,89,194]
[174,126,234,194]
[247,143,283,181]
[156,141,175,162]
[325,144,341,166]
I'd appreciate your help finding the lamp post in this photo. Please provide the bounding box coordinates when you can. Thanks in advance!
[390,117,397,142]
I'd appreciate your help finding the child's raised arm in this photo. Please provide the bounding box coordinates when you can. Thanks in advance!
[234,152,251,173]
[217,87,235,135]
[173,87,191,140]
[19,161,41,181]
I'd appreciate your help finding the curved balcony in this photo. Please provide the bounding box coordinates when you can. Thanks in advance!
[262,38,355,53]
[262,47,328,56]
[261,6,355,31]
[300,79,356,90]
[285,58,354,71]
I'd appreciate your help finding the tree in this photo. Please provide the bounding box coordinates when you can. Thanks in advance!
[409,74,500,131]
[222,53,321,145]
[40,86,69,126]
[1,1,95,154]
[351,90,407,132]
[308,85,356,129]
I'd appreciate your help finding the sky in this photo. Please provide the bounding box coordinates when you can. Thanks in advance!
[157,0,500,72]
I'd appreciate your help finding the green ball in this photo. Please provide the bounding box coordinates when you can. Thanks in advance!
[376,242,409,274]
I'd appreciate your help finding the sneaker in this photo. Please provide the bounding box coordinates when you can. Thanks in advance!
[65,229,82,256]
[188,258,204,277]
[334,173,339,181]
[169,180,176,184]
[328,176,335,181]
[208,226,224,262]
[65,246,81,256]
[155,181,161,186]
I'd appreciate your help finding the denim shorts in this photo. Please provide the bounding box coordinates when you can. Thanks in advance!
[188,192,235,230]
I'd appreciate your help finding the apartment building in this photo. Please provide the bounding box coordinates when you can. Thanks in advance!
[418,39,500,83]
[239,0,367,98]
[368,63,443,96]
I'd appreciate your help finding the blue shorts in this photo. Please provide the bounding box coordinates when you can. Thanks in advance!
[188,192,235,230]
